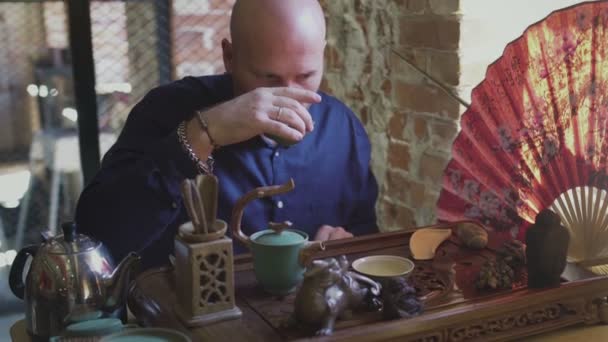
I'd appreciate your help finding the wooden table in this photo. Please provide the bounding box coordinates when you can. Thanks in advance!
[127,229,608,341]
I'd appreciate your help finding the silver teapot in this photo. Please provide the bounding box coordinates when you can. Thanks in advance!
[9,222,141,340]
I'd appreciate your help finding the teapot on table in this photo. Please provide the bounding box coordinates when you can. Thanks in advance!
[230,179,325,295]
[9,222,141,340]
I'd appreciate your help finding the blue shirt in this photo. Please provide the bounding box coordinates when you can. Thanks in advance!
[75,75,378,269]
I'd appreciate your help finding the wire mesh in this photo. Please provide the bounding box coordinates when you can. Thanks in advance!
[0,1,233,314]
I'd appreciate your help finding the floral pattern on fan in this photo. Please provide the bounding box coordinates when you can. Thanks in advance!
[437,1,608,240]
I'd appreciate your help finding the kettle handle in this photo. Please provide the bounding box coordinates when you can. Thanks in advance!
[9,245,39,299]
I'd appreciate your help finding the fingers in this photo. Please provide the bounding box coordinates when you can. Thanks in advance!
[272,97,314,133]
[271,87,321,105]
[328,227,354,240]
[261,117,304,143]
[247,87,320,143]
[314,225,334,241]
[271,106,307,134]
[314,225,353,241]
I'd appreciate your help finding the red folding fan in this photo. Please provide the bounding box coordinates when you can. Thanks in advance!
[436,1,608,269]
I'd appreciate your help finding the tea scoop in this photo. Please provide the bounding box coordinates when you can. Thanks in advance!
[179,175,226,242]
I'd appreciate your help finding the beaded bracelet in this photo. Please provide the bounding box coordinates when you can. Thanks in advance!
[195,110,221,150]
[177,121,214,174]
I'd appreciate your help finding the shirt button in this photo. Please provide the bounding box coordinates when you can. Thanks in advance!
[171,202,178,209]
[274,151,280,157]
[277,200,284,209]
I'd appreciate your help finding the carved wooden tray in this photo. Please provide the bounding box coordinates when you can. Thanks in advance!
[129,226,608,341]
[236,227,533,339]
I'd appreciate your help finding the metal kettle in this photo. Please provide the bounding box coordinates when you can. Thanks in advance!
[8,222,141,339]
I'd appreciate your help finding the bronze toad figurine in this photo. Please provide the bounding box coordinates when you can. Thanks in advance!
[294,256,381,336]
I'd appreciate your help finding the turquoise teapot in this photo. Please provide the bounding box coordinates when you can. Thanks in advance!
[230,179,325,295]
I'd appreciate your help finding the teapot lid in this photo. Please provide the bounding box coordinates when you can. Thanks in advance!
[252,229,307,246]
[45,222,100,254]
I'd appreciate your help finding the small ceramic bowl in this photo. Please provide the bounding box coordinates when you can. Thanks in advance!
[352,255,415,279]
[99,327,191,342]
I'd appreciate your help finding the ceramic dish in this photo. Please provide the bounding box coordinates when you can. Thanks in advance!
[352,255,415,278]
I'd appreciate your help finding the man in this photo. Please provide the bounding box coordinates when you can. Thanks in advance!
[76,0,378,269]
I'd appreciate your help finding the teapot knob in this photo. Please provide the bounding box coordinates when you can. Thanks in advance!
[62,222,76,243]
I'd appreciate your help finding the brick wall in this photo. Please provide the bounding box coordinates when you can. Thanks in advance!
[320,0,461,231]
[172,0,234,78]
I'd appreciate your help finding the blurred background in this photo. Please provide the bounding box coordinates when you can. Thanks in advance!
[0,0,233,337]
[0,0,588,339]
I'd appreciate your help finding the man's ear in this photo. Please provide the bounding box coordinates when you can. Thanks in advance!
[222,38,233,73]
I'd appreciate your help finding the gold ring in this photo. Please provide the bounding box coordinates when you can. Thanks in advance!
[276,107,284,121]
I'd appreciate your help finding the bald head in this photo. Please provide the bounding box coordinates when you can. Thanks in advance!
[222,0,327,96]
[230,0,326,51]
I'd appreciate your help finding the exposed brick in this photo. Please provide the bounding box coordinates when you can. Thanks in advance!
[347,86,365,101]
[394,81,460,115]
[382,200,416,229]
[325,44,343,70]
[319,78,334,95]
[208,0,234,11]
[430,120,459,151]
[388,141,411,171]
[356,14,369,40]
[395,0,427,14]
[424,190,441,208]
[428,0,459,15]
[385,170,426,205]
[414,116,428,140]
[428,51,460,86]
[318,0,329,12]
[394,82,435,111]
[363,54,373,74]
[360,105,369,125]
[399,17,459,50]
[385,170,408,201]
[381,79,392,97]
[354,0,365,13]
[390,49,427,78]
[388,112,407,141]
[375,11,390,39]
[411,181,426,204]
[419,152,448,183]
[172,3,232,76]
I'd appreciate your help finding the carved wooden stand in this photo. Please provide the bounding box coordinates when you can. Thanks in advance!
[173,221,242,326]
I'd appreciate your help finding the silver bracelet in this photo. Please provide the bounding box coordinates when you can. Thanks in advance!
[177,121,214,174]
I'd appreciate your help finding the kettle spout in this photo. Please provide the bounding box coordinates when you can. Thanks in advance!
[104,252,141,312]
[298,241,325,267]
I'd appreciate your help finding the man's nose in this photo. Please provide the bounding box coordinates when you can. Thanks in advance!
[280,79,298,88]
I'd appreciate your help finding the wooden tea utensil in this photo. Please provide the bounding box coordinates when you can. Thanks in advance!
[190,177,208,234]
[179,175,226,242]
[197,174,219,232]
[181,179,200,229]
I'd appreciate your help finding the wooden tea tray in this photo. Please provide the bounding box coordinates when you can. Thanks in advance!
[128,227,608,341]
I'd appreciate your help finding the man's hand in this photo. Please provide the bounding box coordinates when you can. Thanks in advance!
[193,87,320,148]
[314,225,354,241]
